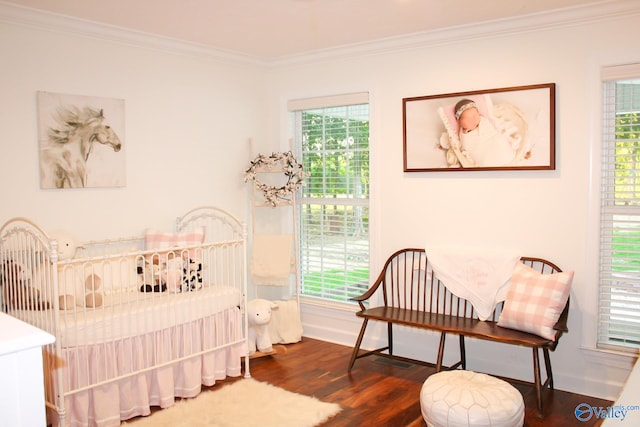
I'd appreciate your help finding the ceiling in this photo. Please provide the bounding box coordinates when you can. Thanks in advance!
[2,0,612,60]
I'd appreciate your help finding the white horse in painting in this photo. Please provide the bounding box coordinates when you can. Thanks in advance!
[40,106,122,189]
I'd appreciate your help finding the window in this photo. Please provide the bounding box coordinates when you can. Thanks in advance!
[598,64,640,353]
[289,93,370,303]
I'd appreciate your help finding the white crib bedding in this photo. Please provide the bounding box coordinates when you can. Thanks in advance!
[12,285,241,348]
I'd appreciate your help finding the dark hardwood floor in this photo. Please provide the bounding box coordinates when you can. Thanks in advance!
[220,337,613,427]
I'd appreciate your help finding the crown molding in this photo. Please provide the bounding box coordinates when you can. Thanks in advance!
[0,1,263,66]
[269,0,640,68]
[1,0,639,68]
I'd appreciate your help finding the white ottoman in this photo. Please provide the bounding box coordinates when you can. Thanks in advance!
[420,370,524,427]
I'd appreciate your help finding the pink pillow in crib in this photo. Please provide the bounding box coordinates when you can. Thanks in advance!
[145,228,205,258]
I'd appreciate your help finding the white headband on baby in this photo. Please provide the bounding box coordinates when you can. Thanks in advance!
[455,101,477,120]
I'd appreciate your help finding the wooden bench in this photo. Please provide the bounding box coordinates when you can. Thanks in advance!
[347,248,569,417]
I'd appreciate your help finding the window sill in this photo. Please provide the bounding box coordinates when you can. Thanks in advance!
[299,296,360,313]
[580,346,638,369]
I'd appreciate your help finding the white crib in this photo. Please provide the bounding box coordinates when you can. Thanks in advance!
[0,206,249,427]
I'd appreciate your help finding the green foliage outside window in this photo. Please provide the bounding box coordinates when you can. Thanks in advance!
[613,111,640,274]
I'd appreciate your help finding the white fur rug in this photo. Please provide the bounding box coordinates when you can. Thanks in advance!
[124,378,342,427]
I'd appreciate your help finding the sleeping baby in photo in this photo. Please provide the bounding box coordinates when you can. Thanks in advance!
[455,98,516,166]
[437,95,530,168]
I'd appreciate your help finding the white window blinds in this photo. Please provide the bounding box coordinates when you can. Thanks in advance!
[598,64,640,352]
[289,93,370,303]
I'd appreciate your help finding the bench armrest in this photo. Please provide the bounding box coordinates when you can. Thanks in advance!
[553,297,570,333]
[350,263,388,310]
[546,297,570,349]
[349,248,429,311]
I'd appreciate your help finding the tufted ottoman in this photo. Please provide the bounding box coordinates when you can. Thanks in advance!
[420,370,524,427]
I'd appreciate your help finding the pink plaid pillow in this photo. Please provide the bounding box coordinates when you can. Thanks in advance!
[497,263,573,340]
[144,228,204,258]
[145,228,204,249]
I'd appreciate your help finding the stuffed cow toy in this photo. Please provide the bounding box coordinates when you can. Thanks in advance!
[247,298,278,354]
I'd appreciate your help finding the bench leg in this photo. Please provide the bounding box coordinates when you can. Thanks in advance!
[543,348,554,389]
[533,347,544,417]
[436,332,446,372]
[459,335,466,370]
[348,318,369,372]
[437,333,466,372]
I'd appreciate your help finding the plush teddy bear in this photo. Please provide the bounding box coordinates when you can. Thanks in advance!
[44,230,78,309]
[1,259,49,311]
[138,258,167,293]
[47,230,105,309]
[247,298,279,355]
[83,273,103,308]
[50,230,81,262]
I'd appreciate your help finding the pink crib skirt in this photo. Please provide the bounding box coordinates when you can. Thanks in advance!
[47,308,245,427]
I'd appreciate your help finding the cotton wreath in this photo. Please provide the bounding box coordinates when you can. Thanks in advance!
[244,151,306,207]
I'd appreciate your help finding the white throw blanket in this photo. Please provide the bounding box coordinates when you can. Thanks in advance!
[268,299,303,344]
[251,234,293,286]
[426,246,520,321]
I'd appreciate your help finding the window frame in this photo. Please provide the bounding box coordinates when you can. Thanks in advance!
[288,93,371,306]
[597,63,640,354]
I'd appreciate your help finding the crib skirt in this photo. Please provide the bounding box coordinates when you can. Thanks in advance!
[47,308,245,427]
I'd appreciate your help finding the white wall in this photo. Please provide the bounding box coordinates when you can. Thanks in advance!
[265,7,640,400]
[1,2,639,401]
[0,17,265,239]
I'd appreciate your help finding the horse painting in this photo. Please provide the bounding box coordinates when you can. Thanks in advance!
[39,106,123,189]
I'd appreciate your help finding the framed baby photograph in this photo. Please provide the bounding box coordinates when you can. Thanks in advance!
[402,83,555,172]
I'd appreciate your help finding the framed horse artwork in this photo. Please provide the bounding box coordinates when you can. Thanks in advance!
[37,91,125,189]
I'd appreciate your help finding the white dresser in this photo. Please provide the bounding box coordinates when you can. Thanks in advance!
[0,312,55,427]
